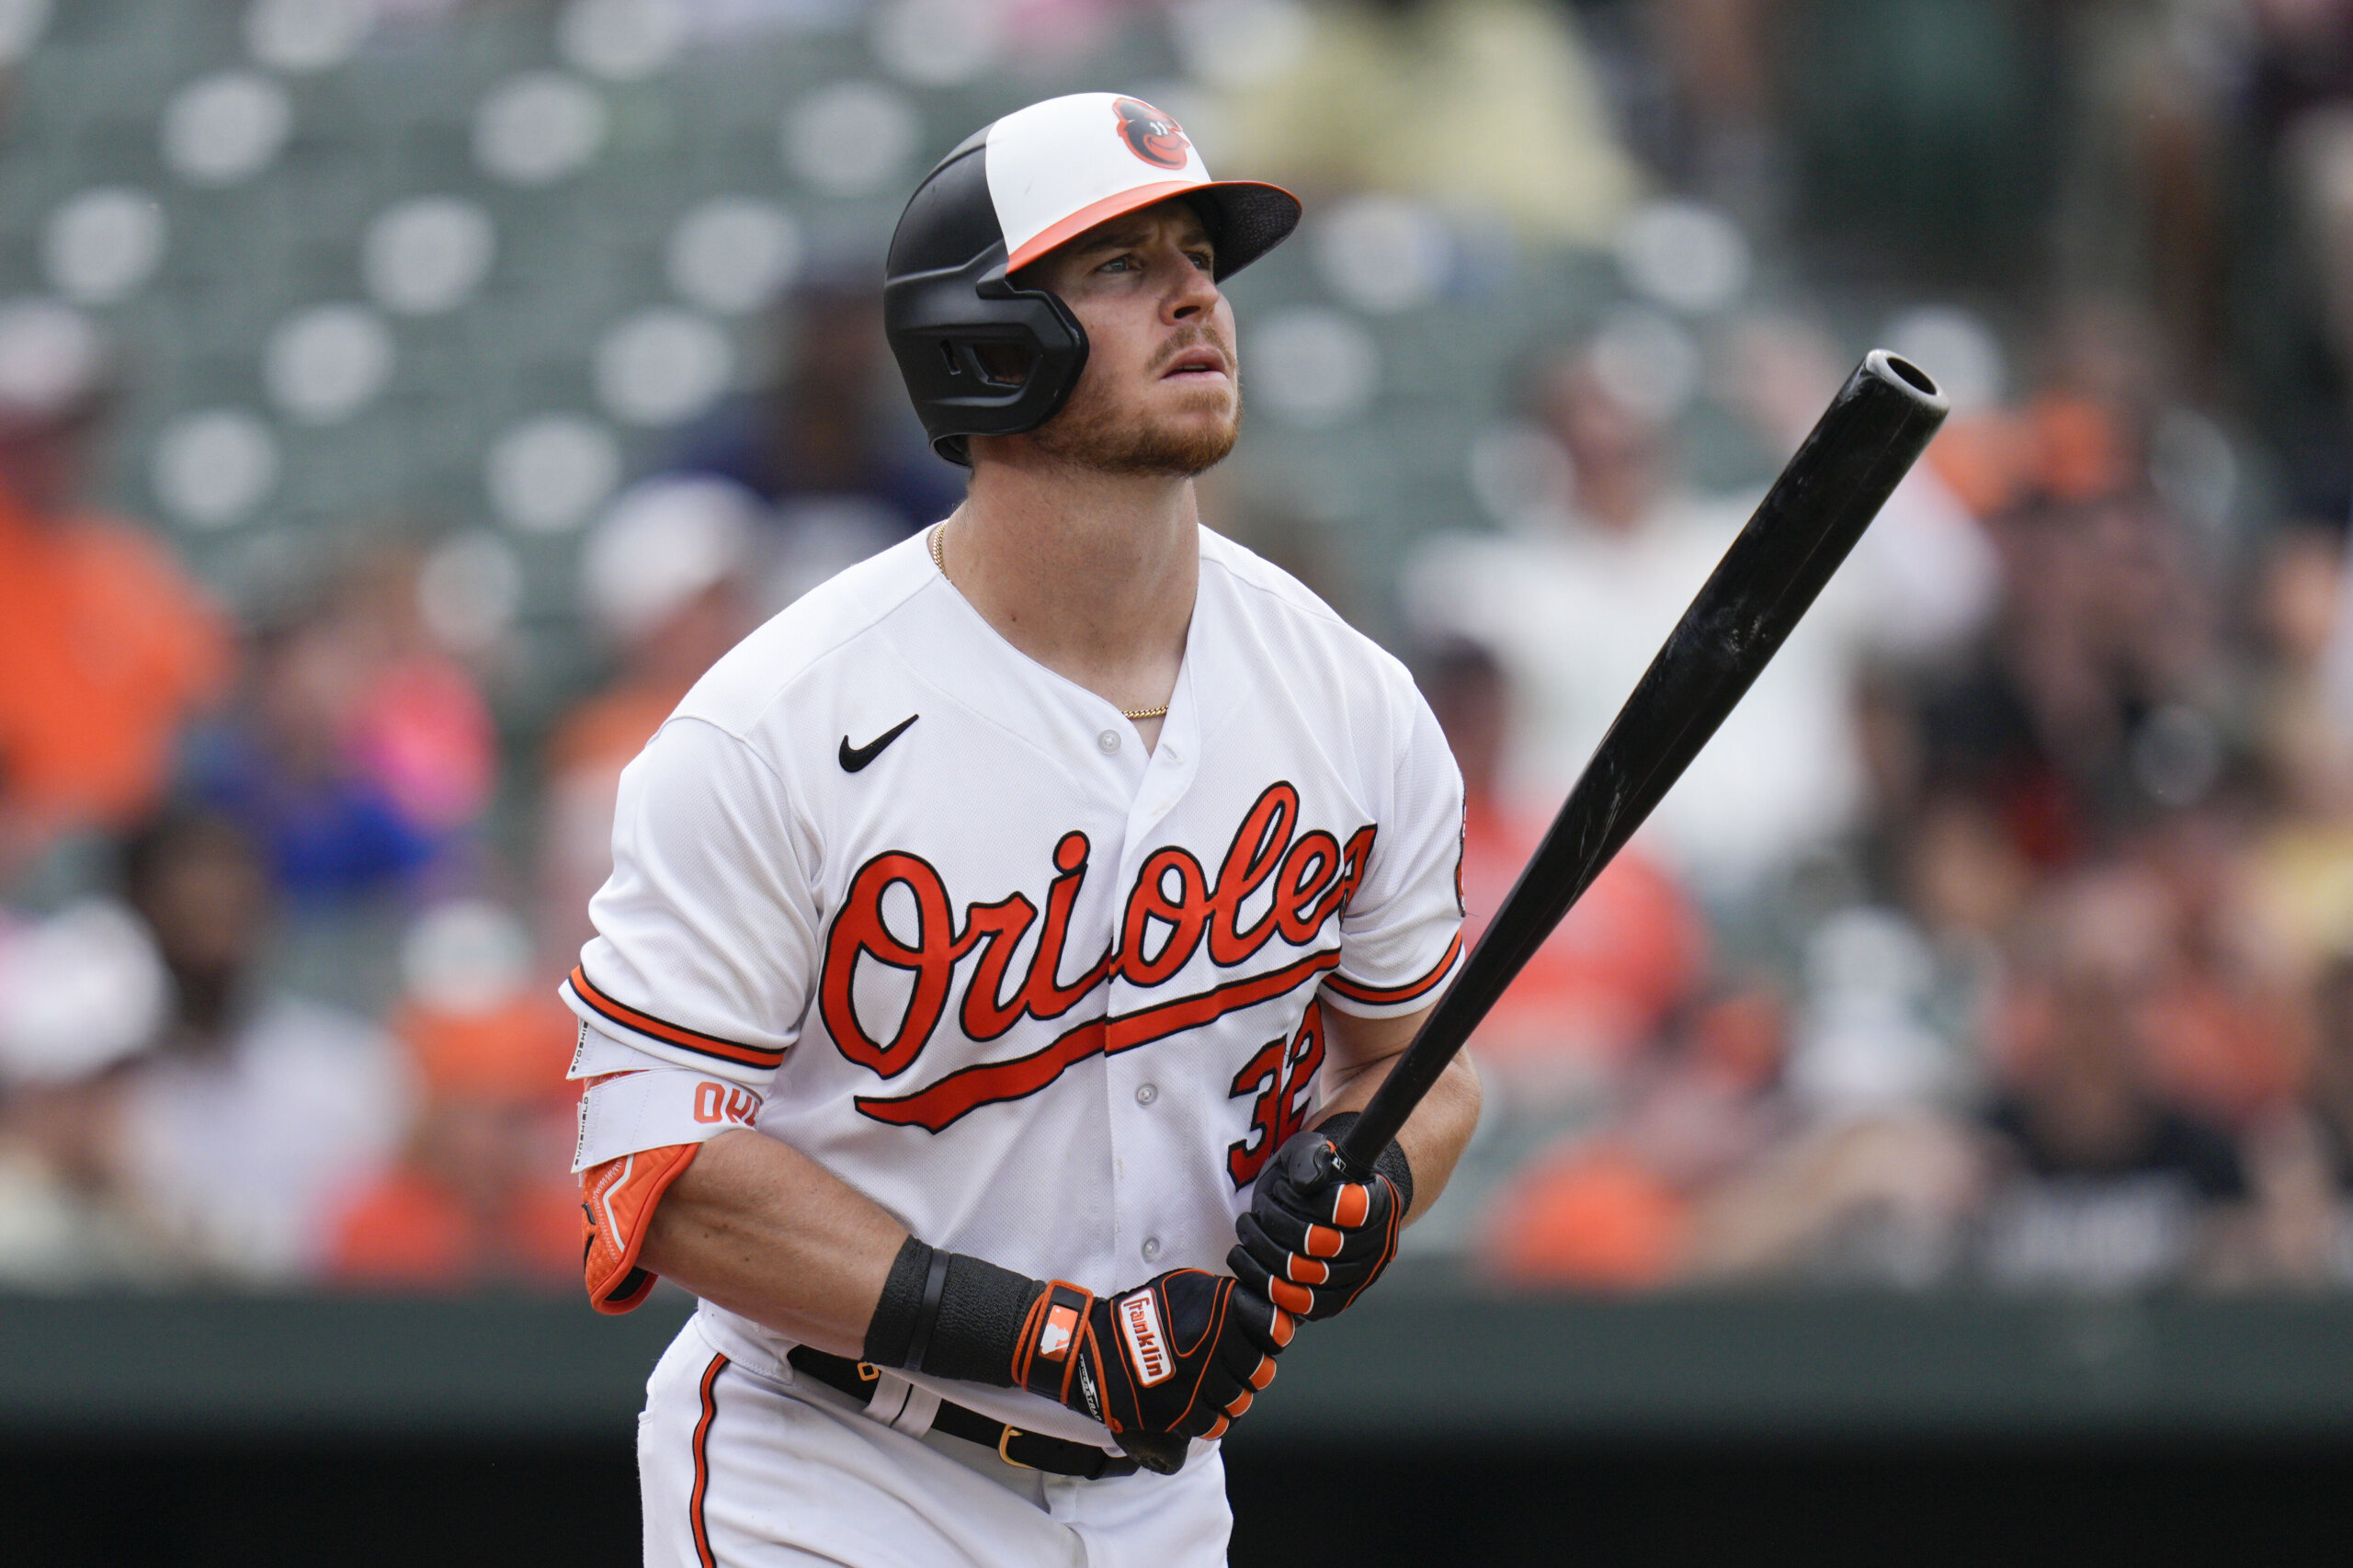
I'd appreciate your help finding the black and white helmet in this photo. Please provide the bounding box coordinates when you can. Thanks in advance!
[882,93,1300,465]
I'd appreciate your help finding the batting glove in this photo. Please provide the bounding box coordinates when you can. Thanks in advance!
[1227,1112,1412,1321]
[1014,1268,1294,1449]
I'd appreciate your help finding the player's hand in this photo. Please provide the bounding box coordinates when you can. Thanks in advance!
[1227,1116,1408,1321]
[1012,1268,1293,1452]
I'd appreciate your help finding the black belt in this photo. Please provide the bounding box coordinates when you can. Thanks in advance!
[785,1346,1140,1481]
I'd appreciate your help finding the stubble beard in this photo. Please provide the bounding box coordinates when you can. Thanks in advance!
[1031,335,1242,477]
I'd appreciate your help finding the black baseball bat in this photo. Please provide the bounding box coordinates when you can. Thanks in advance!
[1330,349,1949,1180]
[1123,352,1946,1477]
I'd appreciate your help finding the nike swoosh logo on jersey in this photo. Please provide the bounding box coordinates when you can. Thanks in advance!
[839,714,918,772]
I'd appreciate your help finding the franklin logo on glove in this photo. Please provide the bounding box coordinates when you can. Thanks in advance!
[1120,1291,1173,1386]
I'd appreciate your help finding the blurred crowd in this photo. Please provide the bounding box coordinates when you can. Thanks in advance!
[1419,312,2353,1295]
[0,273,954,1291]
[6,0,2353,1300]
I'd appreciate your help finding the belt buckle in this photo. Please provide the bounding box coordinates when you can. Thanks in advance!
[996,1426,1035,1470]
[857,1362,880,1382]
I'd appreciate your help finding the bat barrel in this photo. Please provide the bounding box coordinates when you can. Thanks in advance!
[1332,351,1948,1179]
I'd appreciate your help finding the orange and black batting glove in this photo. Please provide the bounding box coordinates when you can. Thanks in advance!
[1227,1111,1411,1321]
[861,1239,1295,1473]
[1014,1269,1294,1449]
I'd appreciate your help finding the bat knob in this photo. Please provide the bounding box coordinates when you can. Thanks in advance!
[1283,1131,1347,1192]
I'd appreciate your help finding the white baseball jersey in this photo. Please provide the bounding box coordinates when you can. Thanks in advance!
[563,525,1464,1452]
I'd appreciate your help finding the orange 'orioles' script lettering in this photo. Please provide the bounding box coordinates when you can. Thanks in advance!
[822,782,1376,1134]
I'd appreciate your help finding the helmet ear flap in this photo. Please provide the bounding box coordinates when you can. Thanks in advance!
[883,245,1090,467]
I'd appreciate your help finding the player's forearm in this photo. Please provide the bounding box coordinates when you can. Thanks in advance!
[638,1128,907,1358]
[1316,1049,1481,1225]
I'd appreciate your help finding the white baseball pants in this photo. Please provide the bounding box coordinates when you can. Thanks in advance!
[638,1316,1234,1567]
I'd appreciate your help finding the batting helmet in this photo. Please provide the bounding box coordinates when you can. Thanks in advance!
[883,93,1300,465]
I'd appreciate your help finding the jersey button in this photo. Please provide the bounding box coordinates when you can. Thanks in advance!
[1135,1083,1158,1106]
[1097,729,1120,754]
[1141,1236,1162,1264]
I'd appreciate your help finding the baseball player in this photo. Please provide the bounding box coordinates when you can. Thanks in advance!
[563,92,1482,1567]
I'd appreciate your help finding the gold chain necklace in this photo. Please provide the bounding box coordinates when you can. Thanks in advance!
[929,523,1170,722]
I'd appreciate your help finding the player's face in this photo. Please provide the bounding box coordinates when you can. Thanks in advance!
[1020,200,1239,476]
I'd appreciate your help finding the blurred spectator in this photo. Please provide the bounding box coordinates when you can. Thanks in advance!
[1477,984,1788,1290]
[2130,808,2308,1130]
[1718,312,2001,653]
[108,808,408,1279]
[2253,528,2353,972]
[1975,869,2261,1289]
[1901,793,2036,946]
[1878,318,2235,906]
[326,903,577,1291]
[1481,1140,1691,1290]
[0,301,231,888]
[1685,1107,1985,1286]
[1486,913,1987,1292]
[1783,908,1970,1118]
[1410,329,1991,902]
[1637,0,1779,214]
[1882,792,2031,1094]
[2290,955,2353,1275]
[1883,301,2188,534]
[1915,495,2216,873]
[0,898,172,1284]
[190,546,495,904]
[1427,638,1705,1096]
[673,281,962,588]
[2202,949,2353,1286]
[540,477,761,963]
[1685,911,1988,1287]
[2236,0,2353,510]
[1199,0,1640,244]
[2043,0,2234,392]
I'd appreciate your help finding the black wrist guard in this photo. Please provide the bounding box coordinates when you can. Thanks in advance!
[861,1234,1046,1389]
[861,1235,937,1369]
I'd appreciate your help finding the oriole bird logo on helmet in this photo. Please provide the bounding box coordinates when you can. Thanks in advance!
[1112,97,1190,170]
